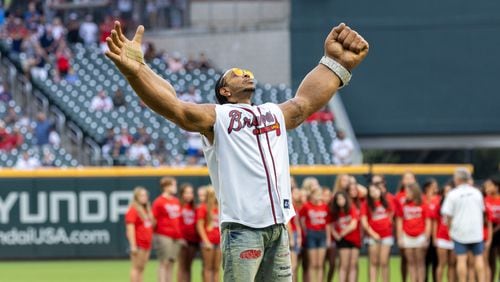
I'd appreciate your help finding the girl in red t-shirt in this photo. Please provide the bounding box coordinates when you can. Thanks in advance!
[327,191,361,282]
[432,182,456,282]
[196,187,221,282]
[298,186,310,282]
[394,171,417,282]
[361,184,394,282]
[300,187,329,282]
[328,174,350,282]
[484,177,500,281]
[482,204,494,282]
[396,183,430,282]
[125,186,155,282]
[349,176,367,207]
[177,183,199,282]
[152,177,182,282]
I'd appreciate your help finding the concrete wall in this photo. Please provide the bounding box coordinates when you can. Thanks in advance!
[147,28,291,85]
[190,1,289,29]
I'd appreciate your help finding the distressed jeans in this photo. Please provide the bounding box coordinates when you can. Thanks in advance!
[221,222,292,282]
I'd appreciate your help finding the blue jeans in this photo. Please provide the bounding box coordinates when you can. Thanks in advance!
[305,229,326,249]
[221,222,292,282]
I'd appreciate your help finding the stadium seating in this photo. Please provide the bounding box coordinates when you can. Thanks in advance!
[0,100,79,168]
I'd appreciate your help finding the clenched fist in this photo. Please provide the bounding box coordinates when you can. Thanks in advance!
[324,23,369,71]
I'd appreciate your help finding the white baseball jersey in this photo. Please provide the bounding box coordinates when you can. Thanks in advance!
[202,103,295,228]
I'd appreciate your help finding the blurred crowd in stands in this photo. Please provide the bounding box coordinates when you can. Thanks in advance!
[98,123,203,167]
[0,0,202,82]
[0,103,62,168]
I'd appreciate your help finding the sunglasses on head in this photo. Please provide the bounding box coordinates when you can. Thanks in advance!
[226,68,255,79]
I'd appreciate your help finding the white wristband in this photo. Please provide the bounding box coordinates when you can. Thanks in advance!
[319,56,351,88]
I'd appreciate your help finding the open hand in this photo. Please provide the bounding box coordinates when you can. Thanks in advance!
[324,23,369,71]
[105,21,145,78]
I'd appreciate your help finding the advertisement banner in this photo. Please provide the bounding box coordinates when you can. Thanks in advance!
[0,176,210,259]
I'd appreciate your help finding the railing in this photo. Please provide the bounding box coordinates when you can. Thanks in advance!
[32,90,50,116]
[49,105,67,144]
[84,137,102,166]
[67,121,83,163]
[0,51,88,165]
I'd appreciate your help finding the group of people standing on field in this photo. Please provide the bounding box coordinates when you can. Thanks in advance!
[289,169,500,282]
[122,171,500,282]
[124,177,221,282]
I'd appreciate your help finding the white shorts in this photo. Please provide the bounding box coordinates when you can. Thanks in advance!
[367,236,394,246]
[436,238,454,250]
[401,233,427,248]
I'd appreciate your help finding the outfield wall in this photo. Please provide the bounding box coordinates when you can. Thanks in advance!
[0,164,470,259]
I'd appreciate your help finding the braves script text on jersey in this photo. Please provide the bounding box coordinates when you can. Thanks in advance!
[202,103,295,228]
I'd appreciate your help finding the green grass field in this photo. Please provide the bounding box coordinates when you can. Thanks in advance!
[2,257,498,281]
[0,257,410,282]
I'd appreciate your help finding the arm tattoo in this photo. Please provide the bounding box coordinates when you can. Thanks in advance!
[289,98,306,127]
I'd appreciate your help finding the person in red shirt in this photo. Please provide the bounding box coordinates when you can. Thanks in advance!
[361,184,394,282]
[349,176,367,207]
[196,187,221,282]
[300,187,329,282]
[327,173,351,282]
[371,174,395,207]
[125,186,155,282]
[432,181,456,282]
[177,183,199,282]
[394,171,417,282]
[481,202,494,282]
[327,191,361,282]
[423,178,440,282]
[287,182,303,282]
[99,16,115,52]
[396,183,431,282]
[484,177,500,282]
[298,185,310,282]
[301,176,321,280]
[322,185,337,282]
[152,177,182,282]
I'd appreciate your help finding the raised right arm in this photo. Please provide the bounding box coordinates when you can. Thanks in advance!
[105,22,215,137]
[126,65,215,136]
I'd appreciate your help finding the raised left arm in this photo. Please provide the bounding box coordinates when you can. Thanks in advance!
[280,23,369,130]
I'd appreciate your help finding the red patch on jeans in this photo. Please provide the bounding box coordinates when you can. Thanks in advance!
[239,249,262,259]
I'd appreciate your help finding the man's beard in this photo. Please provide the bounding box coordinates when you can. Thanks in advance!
[242,86,256,93]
